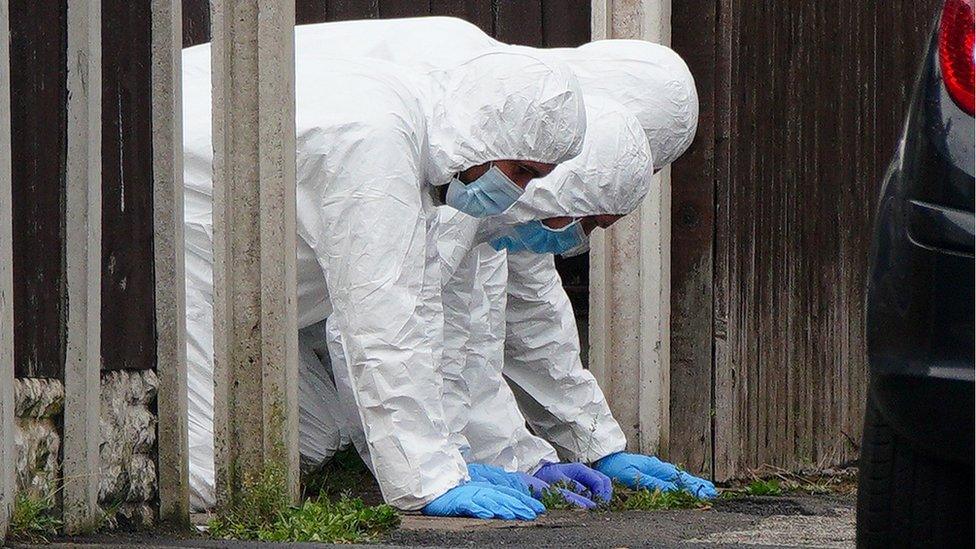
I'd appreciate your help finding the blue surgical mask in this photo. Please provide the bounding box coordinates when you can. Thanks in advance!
[490,219,587,255]
[445,164,524,217]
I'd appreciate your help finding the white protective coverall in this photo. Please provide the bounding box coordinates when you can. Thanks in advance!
[319,95,655,476]
[460,39,699,467]
[181,38,587,510]
[287,18,698,473]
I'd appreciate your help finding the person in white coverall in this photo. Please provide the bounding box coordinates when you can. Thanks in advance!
[284,18,716,506]
[321,96,717,510]
[182,35,589,520]
[185,17,715,517]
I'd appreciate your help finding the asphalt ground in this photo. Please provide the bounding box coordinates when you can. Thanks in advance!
[9,492,855,548]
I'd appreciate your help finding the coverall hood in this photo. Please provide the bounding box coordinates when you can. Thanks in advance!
[422,50,588,186]
[554,39,699,170]
[498,97,654,224]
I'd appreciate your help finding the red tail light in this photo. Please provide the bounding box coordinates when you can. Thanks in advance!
[939,0,975,115]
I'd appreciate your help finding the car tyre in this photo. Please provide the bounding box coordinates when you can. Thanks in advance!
[856,389,974,548]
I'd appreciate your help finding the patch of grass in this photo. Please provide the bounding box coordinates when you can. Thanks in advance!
[209,463,398,543]
[742,479,783,496]
[539,483,579,511]
[9,492,62,543]
[209,463,290,538]
[606,482,711,511]
[264,497,399,543]
[210,496,399,543]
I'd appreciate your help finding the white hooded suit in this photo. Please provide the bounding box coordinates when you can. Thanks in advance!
[182,38,587,510]
[184,16,698,510]
[283,17,697,473]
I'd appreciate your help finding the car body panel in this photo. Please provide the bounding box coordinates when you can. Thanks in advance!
[866,16,975,463]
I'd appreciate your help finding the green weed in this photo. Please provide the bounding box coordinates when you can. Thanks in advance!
[209,496,399,543]
[742,478,783,496]
[9,492,63,543]
[606,482,711,511]
[208,463,398,543]
[539,483,579,511]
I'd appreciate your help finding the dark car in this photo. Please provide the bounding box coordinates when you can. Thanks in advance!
[858,0,975,546]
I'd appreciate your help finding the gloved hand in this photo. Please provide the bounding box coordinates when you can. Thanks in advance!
[533,462,613,503]
[467,463,531,495]
[593,452,718,499]
[515,472,597,510]
[422,482,545,520]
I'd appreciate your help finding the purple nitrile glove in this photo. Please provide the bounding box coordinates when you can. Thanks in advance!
[514,472,597,510]
[533,462,613,503]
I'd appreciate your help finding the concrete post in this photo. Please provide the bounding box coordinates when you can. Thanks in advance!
[62,0,102,533]
[1,1,16,542]
[152,0,190,523]
[589,0,672,456]
[210,0,300,507]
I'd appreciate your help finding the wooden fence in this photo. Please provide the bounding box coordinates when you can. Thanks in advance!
[669,0,942,480]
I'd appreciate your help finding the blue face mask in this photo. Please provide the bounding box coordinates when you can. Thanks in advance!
[490,219,587,255]
[445,164,524,218]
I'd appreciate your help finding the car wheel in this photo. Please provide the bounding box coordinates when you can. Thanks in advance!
[856,389,974,548]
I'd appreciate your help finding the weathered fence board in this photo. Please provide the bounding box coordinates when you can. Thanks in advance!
[670,0,941,480]
[9,0,68,379]
[669,0,718,477]
[182,0,209,47]
[102,0,157,371]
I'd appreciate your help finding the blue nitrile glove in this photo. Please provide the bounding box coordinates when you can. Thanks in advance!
[533,462,614,503]
[422,482,545,520]
[515,472,597,510]
[593,452,718,499]
[468,463,531,495]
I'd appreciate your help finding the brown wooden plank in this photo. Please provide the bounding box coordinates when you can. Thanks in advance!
[182,0,210,47]
[101,0,157,371]
[430,0,492,33]
[296,0,330,24]
[695,0,941,479]
[669,0,718,477]
[379,0,431,18]
[327,0,380,21]
[709,0,735,481]
[493,0,544,47]
[9,0,68,379]
[541,0,589,47]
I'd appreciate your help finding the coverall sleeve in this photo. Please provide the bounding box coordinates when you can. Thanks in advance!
[301,129,467,510]
[503,251,628,463]
[440,243,560,472]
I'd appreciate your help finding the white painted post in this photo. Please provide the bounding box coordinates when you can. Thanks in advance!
[589,0,672,457]
[152,0,189,523]
[0,1,16,542]
[210,0,300,507]
[62,0,102,533]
